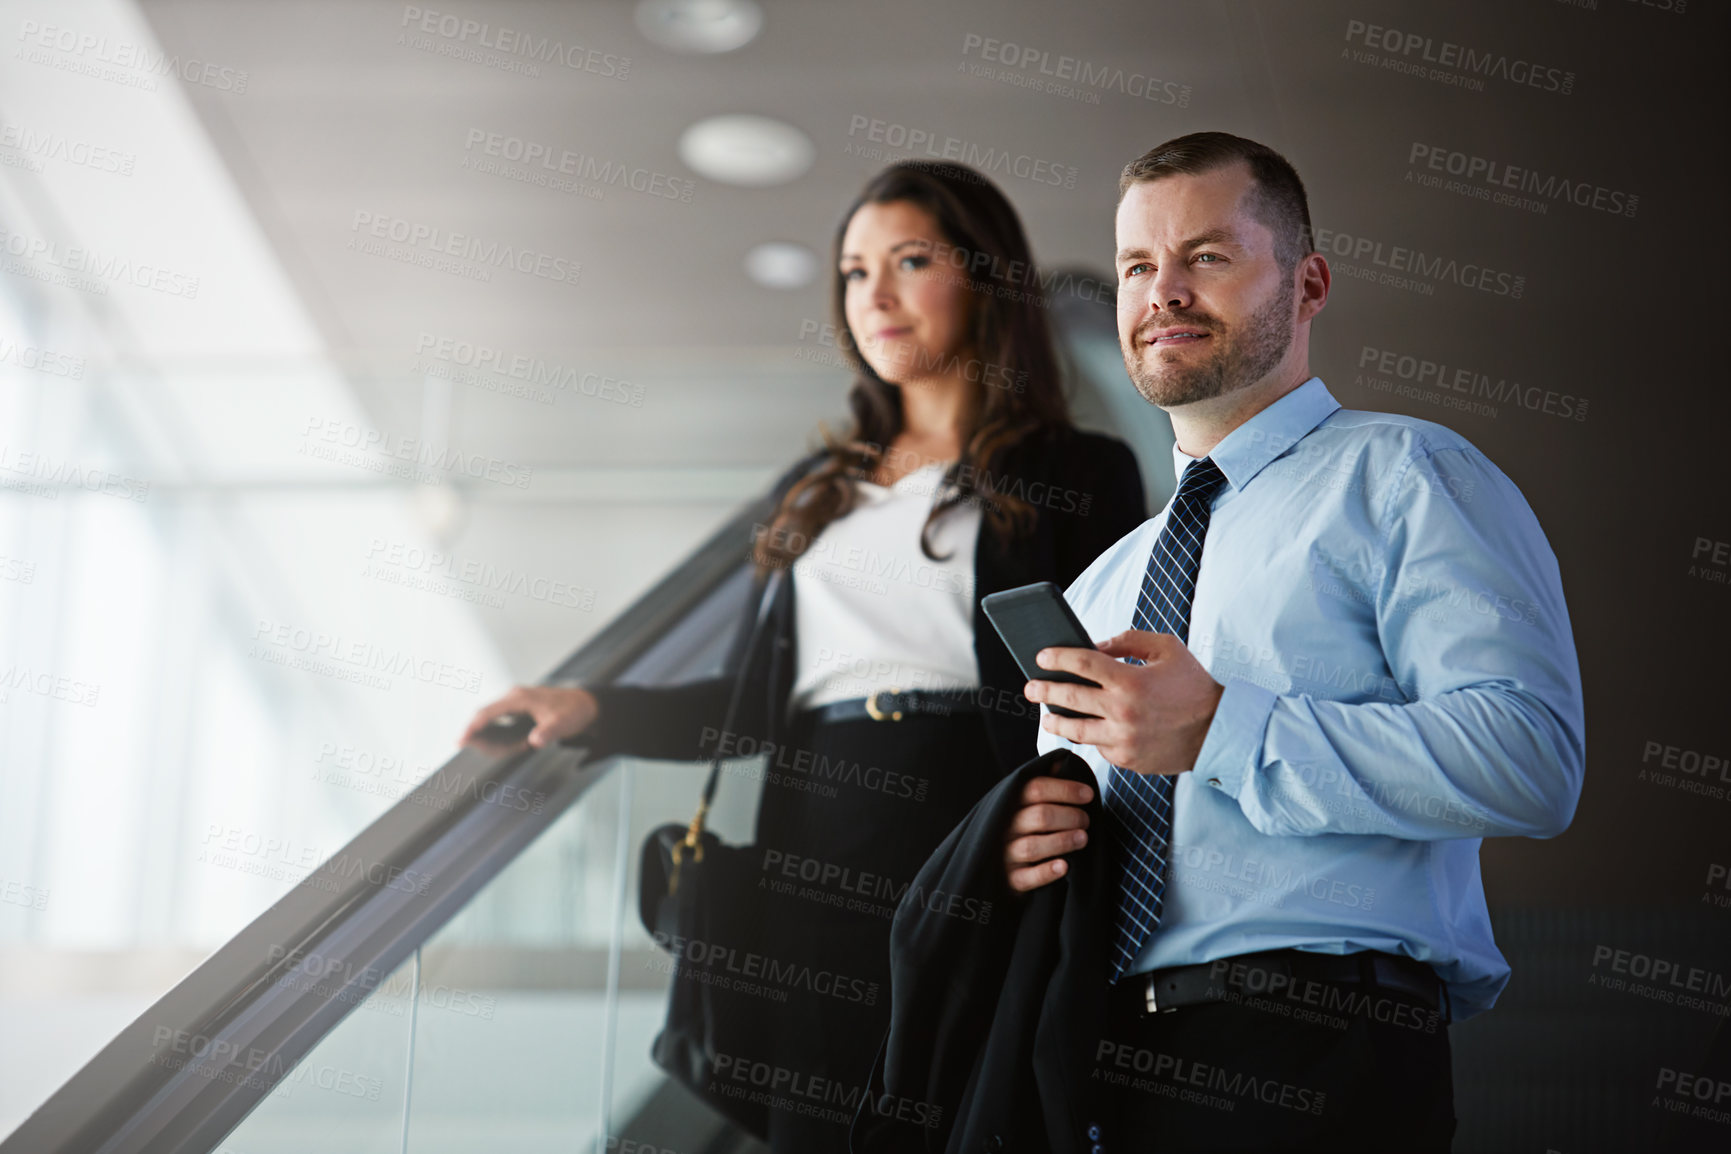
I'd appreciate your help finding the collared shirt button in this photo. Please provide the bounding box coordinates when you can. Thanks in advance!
[1087,1122,1102,1140]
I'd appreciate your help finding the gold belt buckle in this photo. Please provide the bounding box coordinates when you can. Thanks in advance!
[864,686,904,722]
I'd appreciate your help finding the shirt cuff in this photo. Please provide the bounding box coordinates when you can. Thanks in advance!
[1191,678,1277,799]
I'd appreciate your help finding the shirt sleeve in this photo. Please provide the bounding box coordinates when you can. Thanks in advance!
[1194,445,1585,840]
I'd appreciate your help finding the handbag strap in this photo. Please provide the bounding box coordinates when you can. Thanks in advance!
[679,565,786,855]
[676,448,824,855]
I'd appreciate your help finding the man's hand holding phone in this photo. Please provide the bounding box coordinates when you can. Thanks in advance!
[984,584,1226,892]
[1025,629,1224,777]
[1001,630,1226,895]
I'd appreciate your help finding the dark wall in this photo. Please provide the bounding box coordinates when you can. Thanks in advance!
[1217,7,1730,1149]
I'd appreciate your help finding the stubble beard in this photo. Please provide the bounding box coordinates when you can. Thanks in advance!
[1123,274,1296,410]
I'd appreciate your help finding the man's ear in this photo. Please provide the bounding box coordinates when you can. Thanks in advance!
[1297,251,1330,322]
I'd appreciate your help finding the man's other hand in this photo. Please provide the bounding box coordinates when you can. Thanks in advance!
[1004,774,1093,893]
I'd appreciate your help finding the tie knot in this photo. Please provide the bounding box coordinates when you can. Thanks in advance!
[1175,456,1226,504]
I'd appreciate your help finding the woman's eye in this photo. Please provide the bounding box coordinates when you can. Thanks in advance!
[841,267,864,282]
[898,254,930,271]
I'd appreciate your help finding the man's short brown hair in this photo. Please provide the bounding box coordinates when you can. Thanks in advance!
[1119,132,1313,272]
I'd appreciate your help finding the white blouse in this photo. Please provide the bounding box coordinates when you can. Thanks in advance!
[788,462,983,711]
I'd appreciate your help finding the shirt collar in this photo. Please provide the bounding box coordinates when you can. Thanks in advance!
[1170,376,1341,490]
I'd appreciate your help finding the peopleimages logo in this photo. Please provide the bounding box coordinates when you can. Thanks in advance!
[698,724,932,802]
[0,336,84,379]
[414,332,643,406]
[249,617,485,695]
[708,1051,943,1129]
[0,876,50,911]
[1407,143,1637,218]
[1637,738,1730,803]
[397,6,630,78]
[760,848,994,924]
[844,115,1078,190]
[461,129,692,202]
[0,226,201,299]
[0,665,101,708]
[1094,1041,1329,1114]
[348,211,580,286]
[0,121,135,176]
[300,416,535,489]
[1311,226,1524,299]
[959,33,1191,106]
[1356,345,1588,423]
[15,19,250,93]
[362,537,598,612]
[650,931,880,1006]
[1166,842,1377,912]
[0,443,150,501]
[1342,19,1575,94]
[1653,1067,1730,1127]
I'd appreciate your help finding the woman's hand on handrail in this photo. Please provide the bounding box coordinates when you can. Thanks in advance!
[459,685,600,750]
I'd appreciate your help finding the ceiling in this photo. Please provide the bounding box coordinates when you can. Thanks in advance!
[130,0,1257,470]
[124,0,1670,494]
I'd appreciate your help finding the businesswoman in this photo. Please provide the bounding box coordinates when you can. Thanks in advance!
[463,161,1146,1152]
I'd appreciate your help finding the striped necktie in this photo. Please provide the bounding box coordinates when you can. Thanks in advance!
[1105,456,1228,982]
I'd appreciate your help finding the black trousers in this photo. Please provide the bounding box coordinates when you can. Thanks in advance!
[1093,967,1457,1153]
[749,708,1002,1154]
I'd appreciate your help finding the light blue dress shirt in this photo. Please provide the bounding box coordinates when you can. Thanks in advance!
[1036,377,1584,1019]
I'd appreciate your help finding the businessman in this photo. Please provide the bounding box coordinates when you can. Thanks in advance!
[1003,132,1584,1150]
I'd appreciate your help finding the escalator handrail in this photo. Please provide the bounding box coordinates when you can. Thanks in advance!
[0,496,772,1154]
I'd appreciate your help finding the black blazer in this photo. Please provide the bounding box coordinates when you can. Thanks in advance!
[582,426,1147,775]
[850,747,1111,1154]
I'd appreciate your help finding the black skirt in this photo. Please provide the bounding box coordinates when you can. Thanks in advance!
[748,706,1003,1153]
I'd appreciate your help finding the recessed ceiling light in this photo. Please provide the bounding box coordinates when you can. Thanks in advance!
[744,241,818,289]
[635,0,763,54]
[678,114,813,187]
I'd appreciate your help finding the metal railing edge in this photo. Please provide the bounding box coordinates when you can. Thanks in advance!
[0,497,767,1154]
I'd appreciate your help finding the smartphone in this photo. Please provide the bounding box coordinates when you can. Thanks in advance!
[981,581,1101,719]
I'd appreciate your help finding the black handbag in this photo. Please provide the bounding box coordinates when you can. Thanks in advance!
[638,570,785,1139]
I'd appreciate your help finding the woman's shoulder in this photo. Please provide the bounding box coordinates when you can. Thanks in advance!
[1060,426,1136,457]
[1012,425,1138,472]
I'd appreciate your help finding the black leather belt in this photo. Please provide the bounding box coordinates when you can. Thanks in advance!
[1111,949,1448,1021]
[808,687,981,724]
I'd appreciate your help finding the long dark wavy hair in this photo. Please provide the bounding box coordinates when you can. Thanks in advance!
[754,161,1071,572]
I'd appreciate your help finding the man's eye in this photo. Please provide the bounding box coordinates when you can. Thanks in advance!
[1196,253,1222,263]
[1124,262,1152,279]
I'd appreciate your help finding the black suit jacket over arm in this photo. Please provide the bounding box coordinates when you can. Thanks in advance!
[579,427,1148,773]
[850,747,1111,1154]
